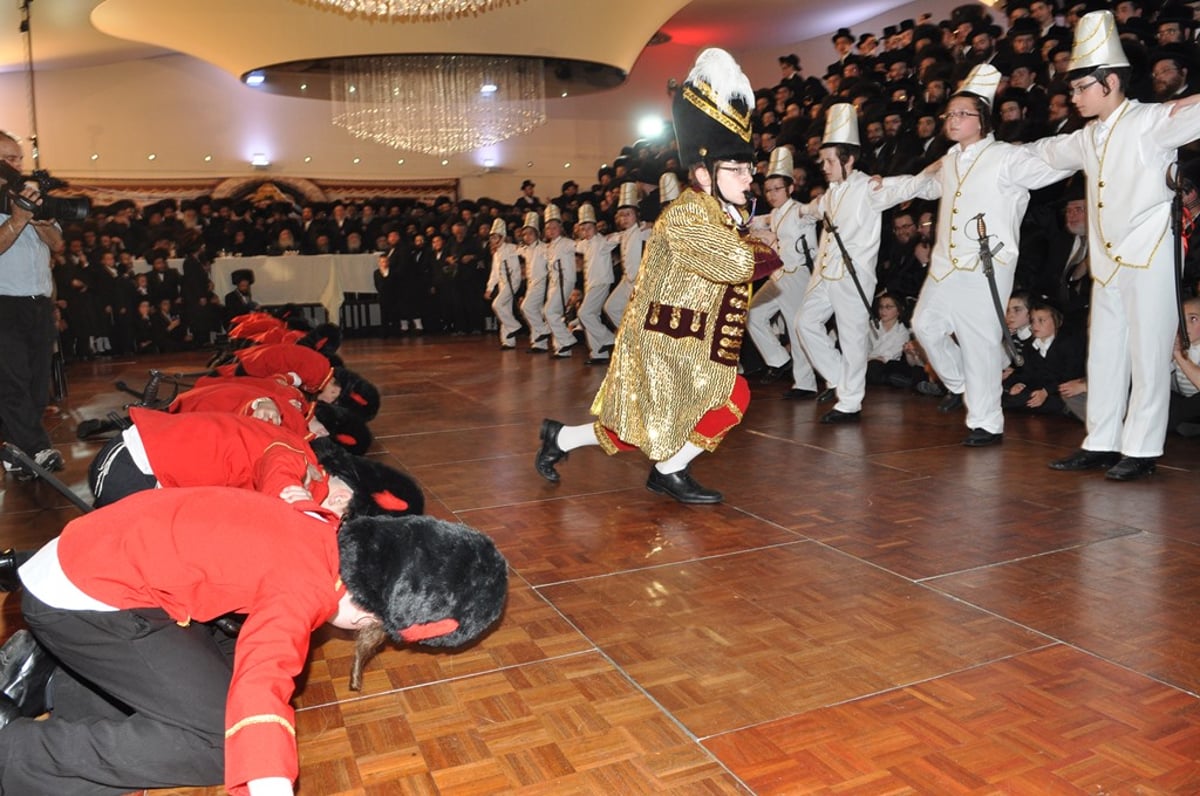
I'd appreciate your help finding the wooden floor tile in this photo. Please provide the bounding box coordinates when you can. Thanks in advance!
[704,645,1200,795]
[928,533,1200,696]
[541,543,1046,738]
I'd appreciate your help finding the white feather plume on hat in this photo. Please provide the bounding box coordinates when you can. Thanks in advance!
[686,48,754,109]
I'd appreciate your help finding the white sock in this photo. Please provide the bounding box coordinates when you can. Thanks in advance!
[413,318,424,330]
[654,442,704,475]
[556,423,600,452]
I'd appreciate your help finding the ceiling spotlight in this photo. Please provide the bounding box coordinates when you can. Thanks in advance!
[250,153,269,168]
[480,83,498,95]
[89,153,99,161]
[638,115,665,138]
[397,159,405,165]
[441,159,449,166]
[304,155,312,163]
[147,153,156,161]
[563,162,571,168]
[203,154,213,162]
[483,158,496,168]
[352,157,361,164]
[245,72,266,87]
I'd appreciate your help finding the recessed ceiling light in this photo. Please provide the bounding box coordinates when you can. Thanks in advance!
[396,159,405,165]
[352,157,361,164]
[203,154,213,162]
[563,162,571,168]
[303,155,312,163]
[561,91,568,98]
[245,72,265,87]
[90,153,99,161]
[480,83,498,95]
[441,159,449,166]
[147,153,156,161]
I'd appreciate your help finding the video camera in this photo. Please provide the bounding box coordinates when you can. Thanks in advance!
[0,160,90,223]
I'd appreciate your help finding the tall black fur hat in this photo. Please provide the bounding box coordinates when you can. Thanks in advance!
[333,367,380,422]
[313,402,372,455]
[299,323,342,354]
[338,515,509,647]
[672,48,755,167]
[312,440,425,518]
[230,268,255,287]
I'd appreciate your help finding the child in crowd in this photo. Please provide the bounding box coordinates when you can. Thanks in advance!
[1170,296,1200,435]
[865,293,913,386]
[1001,300,1085,416]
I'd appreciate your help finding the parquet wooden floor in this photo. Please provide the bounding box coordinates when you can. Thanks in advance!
[2,333,1198,795]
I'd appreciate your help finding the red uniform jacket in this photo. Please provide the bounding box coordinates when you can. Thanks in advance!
[55,488,344,795]
[175,376,315,439]
[129,408,330,505]
[219,344,333,394]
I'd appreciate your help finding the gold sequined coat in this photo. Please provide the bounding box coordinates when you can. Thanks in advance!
[591,188,776,461]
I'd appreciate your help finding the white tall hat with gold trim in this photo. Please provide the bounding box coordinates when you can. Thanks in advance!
[659,171,681,203]
[767,146,794,180]
[543,203,562,224]
[821,102,860,147]
[578,203,597,225]
[1069,10,1129,72]
[617,181,640,210]
[952,64,1001,106]
[520,211,540,233]
[489,218,506,238]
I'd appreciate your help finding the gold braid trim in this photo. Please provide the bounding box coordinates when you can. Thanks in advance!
[687,429,723,452]
[226,714,296,740]
[725,397,744,423]
[683,83,752,142]
[594,420,620,456]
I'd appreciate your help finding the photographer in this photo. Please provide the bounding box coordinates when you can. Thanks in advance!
[0,132,65,480]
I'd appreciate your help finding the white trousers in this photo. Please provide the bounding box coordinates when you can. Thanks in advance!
[747,269,816,390]
[542,280,577,352]
[1083,263,1177,457]
[912,271,1011,434]
[579,282,615,356]
[603,280,634,329]
[521,280,551,348]
[797,274,874,413]
[491,284,522,345]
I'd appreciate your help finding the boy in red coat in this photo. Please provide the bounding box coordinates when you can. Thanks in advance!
[0,488,507,795]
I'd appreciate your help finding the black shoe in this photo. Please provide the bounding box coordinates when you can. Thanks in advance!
[816,387,837,404]
[963,428,1003,447]
[0,630,56,718]
[211,614,245,637]
[782,388,816,400]
[535,419,567,483]
[599,343,614,354]
[1048,449,1122,471]
[938,392,964,413]
[500,344,517,350]
[584,356,610,365]
[820,409,861,424]
[527,347,549,354]
[76,418,115,439]
[0,549,26,592]
[1105,456,1157,481]
[645,467,723,504]
[760,362,792,383]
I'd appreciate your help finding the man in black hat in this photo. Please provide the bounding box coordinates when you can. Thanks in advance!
[223,268,257,323]
[828,27,855,76]
[515,179,540,211]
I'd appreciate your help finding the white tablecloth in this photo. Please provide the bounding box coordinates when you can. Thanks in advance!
[208,253,378,320]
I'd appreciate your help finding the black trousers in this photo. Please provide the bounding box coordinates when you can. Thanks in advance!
[0,591,233,795]
[0,295,55,455]
[87,435,158,508]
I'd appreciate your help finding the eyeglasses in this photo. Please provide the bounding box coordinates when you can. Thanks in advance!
[938,111,980,120]
[1069,79,1100,96]
[717,164,754,177]
[1152,65,1180,79]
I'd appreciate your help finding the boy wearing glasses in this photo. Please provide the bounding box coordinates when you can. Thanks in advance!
[1028,10,1200,480]
[872,65,1070,446]
[534,48,781,503]
[794,103,906,423]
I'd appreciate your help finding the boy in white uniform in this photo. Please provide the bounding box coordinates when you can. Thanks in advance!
[517,211,552,353]
[603,182,651,329]
[874,65,1072,446]
[1029,10,1200,480]
[484,219,524,349]
[574,204,617,364]
[796,103,901,423]
[541,205,578,357]
[746,146,820,398]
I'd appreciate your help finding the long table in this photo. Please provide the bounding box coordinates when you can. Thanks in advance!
[209,253,379,320]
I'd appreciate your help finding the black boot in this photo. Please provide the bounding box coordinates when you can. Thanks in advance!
[0,549,30,592]
[534,419,567,483]
[645,466,723,504]
[0,630,56,718]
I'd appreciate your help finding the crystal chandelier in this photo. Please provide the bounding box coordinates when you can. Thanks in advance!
[305,0,522,21]
[331,55,547,156]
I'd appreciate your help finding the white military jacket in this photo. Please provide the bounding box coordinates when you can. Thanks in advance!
[881,134,1071,282]
[800,170,892,283]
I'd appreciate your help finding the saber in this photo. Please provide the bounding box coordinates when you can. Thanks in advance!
[2,443,93,514]
[1168,162,1191,349]
[799,234,815,273]
[821,212,877,327]
[973,213,1024,367]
